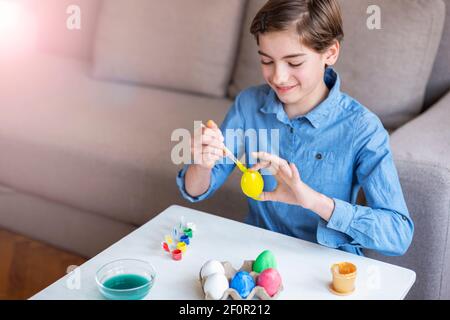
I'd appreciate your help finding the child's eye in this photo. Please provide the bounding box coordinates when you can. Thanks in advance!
[289,62,304,68]
[261,61,273,65]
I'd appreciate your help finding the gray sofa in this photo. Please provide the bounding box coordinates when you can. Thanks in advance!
[0,0,449,299]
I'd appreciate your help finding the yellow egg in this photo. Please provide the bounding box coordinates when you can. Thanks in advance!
[241,170,264,200]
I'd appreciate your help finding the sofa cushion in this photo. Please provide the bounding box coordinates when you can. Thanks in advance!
[92,0,246,98]
[0,52,246,226]
[229,0,445,130]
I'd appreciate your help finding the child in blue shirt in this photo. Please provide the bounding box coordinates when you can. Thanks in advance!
[177,0,413,256]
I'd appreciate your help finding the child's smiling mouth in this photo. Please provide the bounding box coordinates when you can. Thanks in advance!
[275,84,298,94]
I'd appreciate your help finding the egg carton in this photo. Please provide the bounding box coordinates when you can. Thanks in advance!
[199,260,283,300]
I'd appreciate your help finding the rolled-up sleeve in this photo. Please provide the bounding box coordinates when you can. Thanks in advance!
[175,92,246,203]
[325,112,414,256]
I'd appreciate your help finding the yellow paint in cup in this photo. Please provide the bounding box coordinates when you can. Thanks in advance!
[176,242,187,253]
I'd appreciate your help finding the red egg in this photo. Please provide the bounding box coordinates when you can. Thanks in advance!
[256,268,281,297]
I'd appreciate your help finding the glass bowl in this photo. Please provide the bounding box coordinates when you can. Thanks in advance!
[95,259,156,300]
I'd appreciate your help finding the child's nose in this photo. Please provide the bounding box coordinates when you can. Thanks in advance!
[272,65,290,84]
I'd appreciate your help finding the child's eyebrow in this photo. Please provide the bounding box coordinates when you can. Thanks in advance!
[258,50,306,59]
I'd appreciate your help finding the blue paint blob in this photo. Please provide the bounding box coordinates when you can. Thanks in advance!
[230,271,255,299]
[180,234,190,245]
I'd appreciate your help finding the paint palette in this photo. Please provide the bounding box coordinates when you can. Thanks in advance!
[161,216,196,261]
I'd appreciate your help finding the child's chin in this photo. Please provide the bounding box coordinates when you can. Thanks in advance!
[278,93,301,104]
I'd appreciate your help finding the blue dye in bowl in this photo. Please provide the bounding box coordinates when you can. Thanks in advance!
[96,259,156,300]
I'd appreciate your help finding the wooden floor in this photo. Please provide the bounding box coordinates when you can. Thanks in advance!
[0,229,86,300]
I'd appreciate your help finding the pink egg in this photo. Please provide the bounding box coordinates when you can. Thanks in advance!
[256,268,281,297]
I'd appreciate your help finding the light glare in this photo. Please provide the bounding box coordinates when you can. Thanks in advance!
[0,1,21,34]
[0,0,37,55]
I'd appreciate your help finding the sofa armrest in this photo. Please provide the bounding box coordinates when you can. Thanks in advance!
[365,90,450,299]
[392,90,450,170]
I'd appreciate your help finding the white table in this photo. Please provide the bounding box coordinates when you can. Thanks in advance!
[31,205,416,300]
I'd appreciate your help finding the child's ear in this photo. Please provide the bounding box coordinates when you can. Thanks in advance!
[323,41,340,67]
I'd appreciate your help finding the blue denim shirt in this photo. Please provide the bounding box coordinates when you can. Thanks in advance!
[176,68,414,256]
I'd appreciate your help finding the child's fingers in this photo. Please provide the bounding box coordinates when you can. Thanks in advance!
[252,152,282,168]
[202,145,224,157]
[249,160,271,172]
[201,134,224,149]
[277,166,294,187]
[259,191,274,202]
[202,130,225,150]
[200,122,224,157]
[191,141,224,164]
[202,152,221,168]
[278,160,293,179]
[204,121,224,141]
[290,162,301,180]
[198,134,213,144]
[202,127,223,140]
[206,120,218,129]
[252,151,290,175]
[206,120,225,140]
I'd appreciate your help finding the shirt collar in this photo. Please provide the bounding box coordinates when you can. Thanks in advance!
[260,67,341,128]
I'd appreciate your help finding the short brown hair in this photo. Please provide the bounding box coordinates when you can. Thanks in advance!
[250,0,344,53]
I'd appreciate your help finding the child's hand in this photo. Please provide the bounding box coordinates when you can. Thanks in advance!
[191,120,225,169]
[250,152,312,208]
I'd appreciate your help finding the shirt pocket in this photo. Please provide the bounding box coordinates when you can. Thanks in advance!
[297,150,338,187]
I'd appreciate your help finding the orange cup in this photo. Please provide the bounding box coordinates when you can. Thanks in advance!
[330,262,357,295]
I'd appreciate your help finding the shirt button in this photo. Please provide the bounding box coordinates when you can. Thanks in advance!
[316,153,323,160]
[402,215,407,221]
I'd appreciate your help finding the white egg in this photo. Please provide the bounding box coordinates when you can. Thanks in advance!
[200,260,225,279]
[203,273,229,300]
